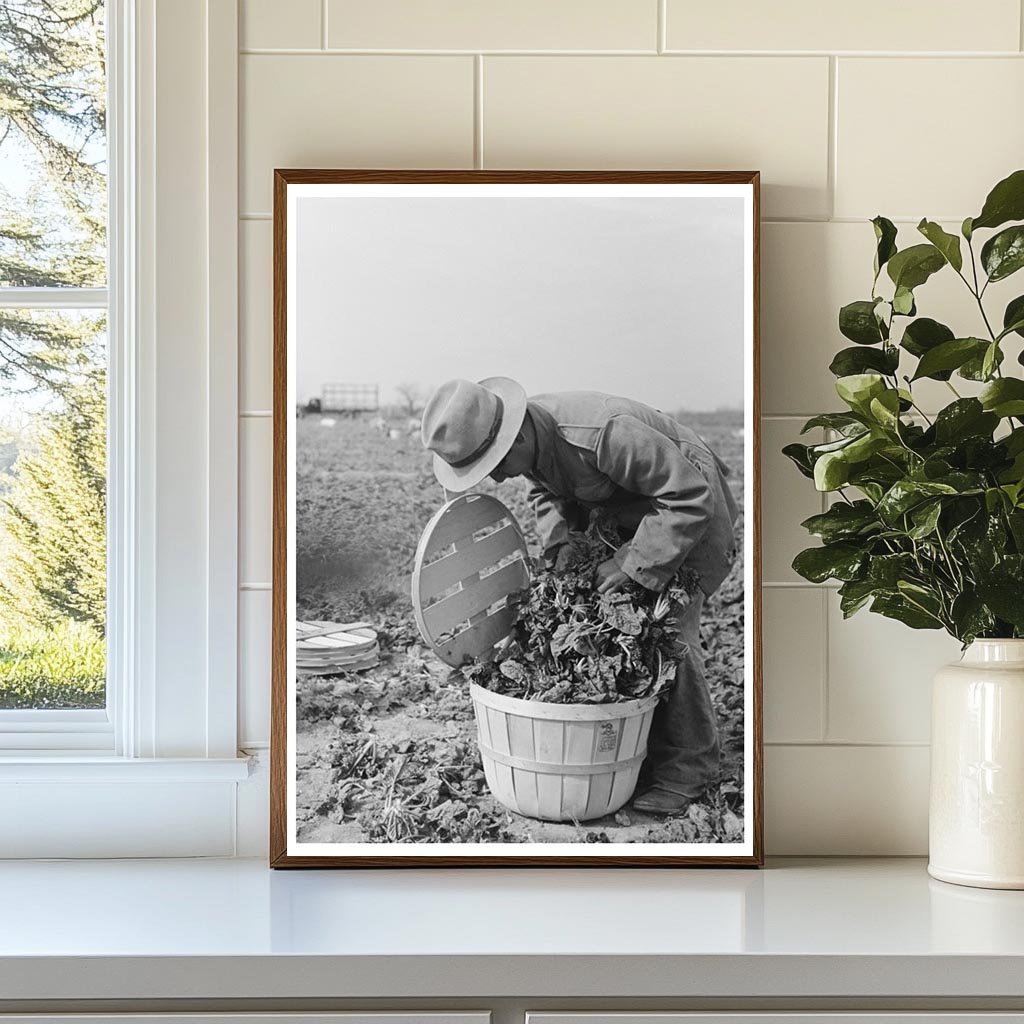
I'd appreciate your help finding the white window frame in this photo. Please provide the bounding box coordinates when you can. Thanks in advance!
[0,0,249,857]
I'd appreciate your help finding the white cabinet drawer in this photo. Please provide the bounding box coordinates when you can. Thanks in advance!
[528,1016,1024,1024]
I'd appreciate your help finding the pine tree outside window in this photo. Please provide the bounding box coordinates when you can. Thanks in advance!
[0,1,110,741]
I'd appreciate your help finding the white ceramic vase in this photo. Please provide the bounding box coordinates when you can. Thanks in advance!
[929,639,1024,889]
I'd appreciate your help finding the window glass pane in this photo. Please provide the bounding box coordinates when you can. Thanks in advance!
[0,1,107,288]
[0,309,105,709]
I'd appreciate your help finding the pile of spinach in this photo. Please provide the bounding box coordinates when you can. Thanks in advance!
[461,520,700,704]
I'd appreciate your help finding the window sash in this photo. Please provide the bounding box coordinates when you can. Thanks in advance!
[0,3,117,749]
[0,289,107,310]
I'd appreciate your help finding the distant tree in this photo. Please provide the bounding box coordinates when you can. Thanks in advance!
[0,373,105,631]
[0,0,106,399]
[395,382,423,418]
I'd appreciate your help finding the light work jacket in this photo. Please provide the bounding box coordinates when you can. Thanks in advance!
[524,392,739,594]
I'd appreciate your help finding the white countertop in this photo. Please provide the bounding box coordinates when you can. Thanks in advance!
[1,856,1023,1002]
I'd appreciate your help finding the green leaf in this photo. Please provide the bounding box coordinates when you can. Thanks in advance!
[810,434,865,455]
[868,552,915,587]
[980,378,1024,418]
[871,594,943,630]
[971,168,1024,232]
[877,479,958,524]
[838,578,876,617]
[846,431,888,463]
[900,317,955,359]
[911,337,988,381]
[1003,295,1024,339]
[839,299,887,345]
[960,344,1004,381]
[829,345,899,378]
[933,399,999,445]
[892,286,916,316]
[982,341,1000,381]
[800,413,865,434]
[835,373,886,414]
[868,389,902,430]
[976,578,1024,629]
[814,450,850,491]
[872,215,898,277]
[887,243,946,291]
[908,501,942,539]
[781,442,815,478]
[792,543,866,584]
[950,592,995,644]
[801,501,879,543]
[917,219,963,272]
[962,216,974,241]
[981,225,1024,282]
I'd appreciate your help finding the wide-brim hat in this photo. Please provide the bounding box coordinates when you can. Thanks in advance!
[421,376,528,492]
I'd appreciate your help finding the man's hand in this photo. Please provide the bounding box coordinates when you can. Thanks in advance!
[596,557,630,595]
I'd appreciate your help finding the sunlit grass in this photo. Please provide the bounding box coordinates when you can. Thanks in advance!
[0,619,105,709]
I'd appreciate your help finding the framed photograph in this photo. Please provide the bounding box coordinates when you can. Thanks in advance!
[270,170,762,867]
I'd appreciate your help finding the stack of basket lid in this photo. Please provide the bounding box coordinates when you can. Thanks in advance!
[295,621,379,675]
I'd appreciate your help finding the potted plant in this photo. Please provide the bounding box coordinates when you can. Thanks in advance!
[785,169,1024,889]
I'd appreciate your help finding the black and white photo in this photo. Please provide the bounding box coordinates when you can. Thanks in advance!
[271,171,762,866]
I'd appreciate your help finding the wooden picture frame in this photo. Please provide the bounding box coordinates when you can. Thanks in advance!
[271,170,763,867]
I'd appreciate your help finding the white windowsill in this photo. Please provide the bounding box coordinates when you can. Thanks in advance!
[0,754,252,781]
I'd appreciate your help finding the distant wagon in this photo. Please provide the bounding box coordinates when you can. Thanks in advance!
[321,383,379,417]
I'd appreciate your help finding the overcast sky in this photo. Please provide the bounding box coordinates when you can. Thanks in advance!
[295,195,746,413]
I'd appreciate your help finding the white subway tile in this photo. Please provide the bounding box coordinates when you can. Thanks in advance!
[760,418,823,584]
[240,55,474,213]
[762,588,825,742]
[328,0,657,51]
[766,744,929,854]
[761,221,1014,416]
[666,0,1020,53]
[827,593,961,744]
[239,589,272,747]
[240,416,273,585]
[240,220,272,411]
[241,0,321,50]
[483,56,830,219]
[836,58,1024,221]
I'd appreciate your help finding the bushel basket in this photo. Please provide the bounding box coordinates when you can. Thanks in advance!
[413,493,658,823]
[470,683,657,821]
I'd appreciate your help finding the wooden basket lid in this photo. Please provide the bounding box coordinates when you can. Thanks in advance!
[412,493,531,667]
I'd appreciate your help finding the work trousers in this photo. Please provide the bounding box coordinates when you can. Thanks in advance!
[642,590,721,798]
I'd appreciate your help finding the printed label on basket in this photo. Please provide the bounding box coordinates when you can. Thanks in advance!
[597,721,618,753]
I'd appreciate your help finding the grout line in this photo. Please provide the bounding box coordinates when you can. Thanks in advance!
[237,212,913,226]
[240,47,659,56]
[827,56,838,220]
[765,216,970,224]
[240,410,272,417]
[321,0,328,50]
[240,582,272,591]
[237,47,1024,57]
[820,587,830,742]
[765,740,931,748]
[657,0,666,54]
[660,49,1024,58]
[763,409,951,418]
[474,55,484,169]
[762,580,840,589]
